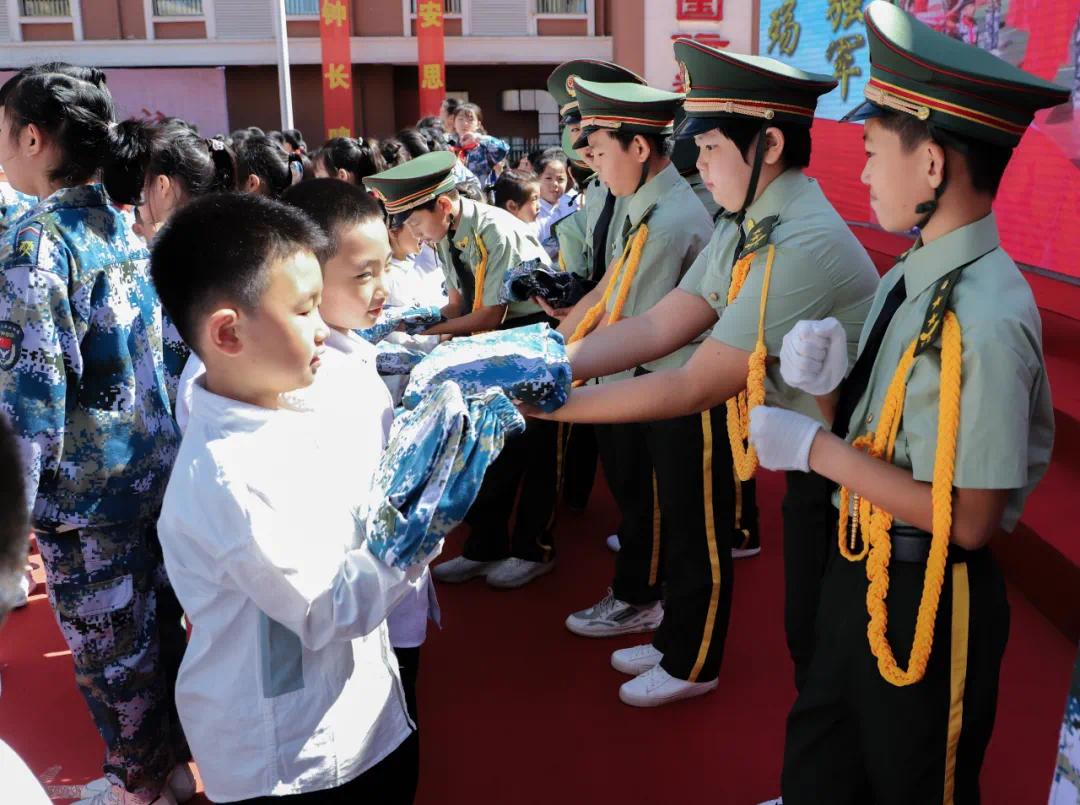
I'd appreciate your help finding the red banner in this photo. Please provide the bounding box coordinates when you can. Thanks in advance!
[416,0,447,119]
[319,0,355,139]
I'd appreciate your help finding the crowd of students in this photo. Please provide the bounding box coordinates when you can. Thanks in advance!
[0,2,1073,803]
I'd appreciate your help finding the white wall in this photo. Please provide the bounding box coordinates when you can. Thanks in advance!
[641,0,755,91]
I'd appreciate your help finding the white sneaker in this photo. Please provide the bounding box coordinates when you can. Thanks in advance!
[611,643,663,676]
[13,572,31,608]
[166,764,196,803]
[486,557,555,589]
[75,783,178,805]
[565,589,663,637]
[618,664,718,708]
[606,534,621,552]
[431,556,496,584]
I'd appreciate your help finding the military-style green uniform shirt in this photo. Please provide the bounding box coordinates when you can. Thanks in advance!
[679,169,879,421]
[599,161,712,381]
[435,197,545,321]
[844,213,1053,531]
[554,207,589,279]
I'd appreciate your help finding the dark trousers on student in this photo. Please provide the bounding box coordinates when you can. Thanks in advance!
[394,646,421,804]
[782,470,837,690]
[782,543,1009,804]
[228,730,420,804]
[598,398,757,683]
[562,423,599,510]
[462,312,562,563]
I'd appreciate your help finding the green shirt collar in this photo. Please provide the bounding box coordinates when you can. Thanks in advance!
[626,161,681,228]
[901,213,1001,296]
[742,168,807,229]
[448,197,479,251]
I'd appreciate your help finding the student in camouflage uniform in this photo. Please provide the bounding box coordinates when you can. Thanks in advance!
[0,66,191,805]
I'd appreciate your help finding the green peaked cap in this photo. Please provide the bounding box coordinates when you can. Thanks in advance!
[547,60,647,124]
[673,38,836,138]
[362,151,458,221]
[842,1,1070,147]
[572,78,683,150]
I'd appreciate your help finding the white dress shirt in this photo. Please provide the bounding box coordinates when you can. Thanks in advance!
[158,375,417,802]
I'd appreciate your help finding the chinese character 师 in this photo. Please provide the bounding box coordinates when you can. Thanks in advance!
[768,0,801,56]
[324,63,351,90]
[826,33,865,100]
[420,63,445,90]
[321,0,347,28]
[418,0,443,28]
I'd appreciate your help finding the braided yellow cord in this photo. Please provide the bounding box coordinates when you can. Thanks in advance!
[725,245,776,482]
[558,250,567,273]
[837,310,961,686]
[568,224,649,344]
[471,236,489,313]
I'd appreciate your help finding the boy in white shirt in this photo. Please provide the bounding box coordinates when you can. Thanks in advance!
[151,193,433,804]
[281,179,440,802]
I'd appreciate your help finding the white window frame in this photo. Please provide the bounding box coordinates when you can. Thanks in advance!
[283,0,318,19]
[144,0,214,40]
[530,0,591,36]
[13,0,83,39]
[402,0,464,37]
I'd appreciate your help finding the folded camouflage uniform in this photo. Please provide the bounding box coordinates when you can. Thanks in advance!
[401,323,571,413]
[355,305,445,344]
[500,258,595,309]
[365,382,525,568]
[375,341,429,376]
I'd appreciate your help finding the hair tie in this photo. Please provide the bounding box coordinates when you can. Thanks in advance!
[206,137,225,152]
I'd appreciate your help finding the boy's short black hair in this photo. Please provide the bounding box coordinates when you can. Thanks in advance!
[874,110,1012,197]
[150,193,327,350]
[710,117,812,170]
[612,129,673,159]
[282,178,384,262]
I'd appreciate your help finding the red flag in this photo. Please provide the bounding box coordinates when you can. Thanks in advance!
[319,0,355,139]
[416,0,447,119]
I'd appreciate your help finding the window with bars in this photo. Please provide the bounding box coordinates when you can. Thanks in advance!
[409,0,462,14]
[536,0,586,13]
[19,0,71,16]
[153,0,203,16]
[285,0,318,14]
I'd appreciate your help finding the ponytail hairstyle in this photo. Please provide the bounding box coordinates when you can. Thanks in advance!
[103,119,238,206]
[235,134,303,198]
[379,137,409,168]
[317,136,387,183]
[493,169,539,214]
[282,128,306,154]
[0,64,116,187]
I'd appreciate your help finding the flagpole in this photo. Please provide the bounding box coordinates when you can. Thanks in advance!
[272,0,295,130]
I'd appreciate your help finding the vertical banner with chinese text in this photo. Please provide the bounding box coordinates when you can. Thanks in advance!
[417,0,447,118]
[320,0,355,139]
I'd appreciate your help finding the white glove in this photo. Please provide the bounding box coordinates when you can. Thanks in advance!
[749,406,822,473]
[779,317,849,396]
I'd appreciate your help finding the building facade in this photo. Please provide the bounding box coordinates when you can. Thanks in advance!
[0,0,756,145]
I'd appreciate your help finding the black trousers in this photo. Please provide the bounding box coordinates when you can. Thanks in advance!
[462,312,563,563]
[394,646,421,803]
[596,421,661,606]
[562,423,598,510]
[782,545,1009,804]
[227,728,419,804]
[782,471,836,690]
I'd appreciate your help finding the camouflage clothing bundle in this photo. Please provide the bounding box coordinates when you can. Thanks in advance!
[365,381,525,568]
[402,323,572,413]
[376,340,429,376]
[0,184,183,528]
[356,305,445,344]
[500,258,596,309]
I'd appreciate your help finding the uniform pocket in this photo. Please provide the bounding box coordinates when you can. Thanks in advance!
[53,574,138,669]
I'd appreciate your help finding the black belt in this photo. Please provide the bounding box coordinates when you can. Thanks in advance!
[890,525,974,564]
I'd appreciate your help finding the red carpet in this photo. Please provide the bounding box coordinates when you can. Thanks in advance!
[0,470,1074,804]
